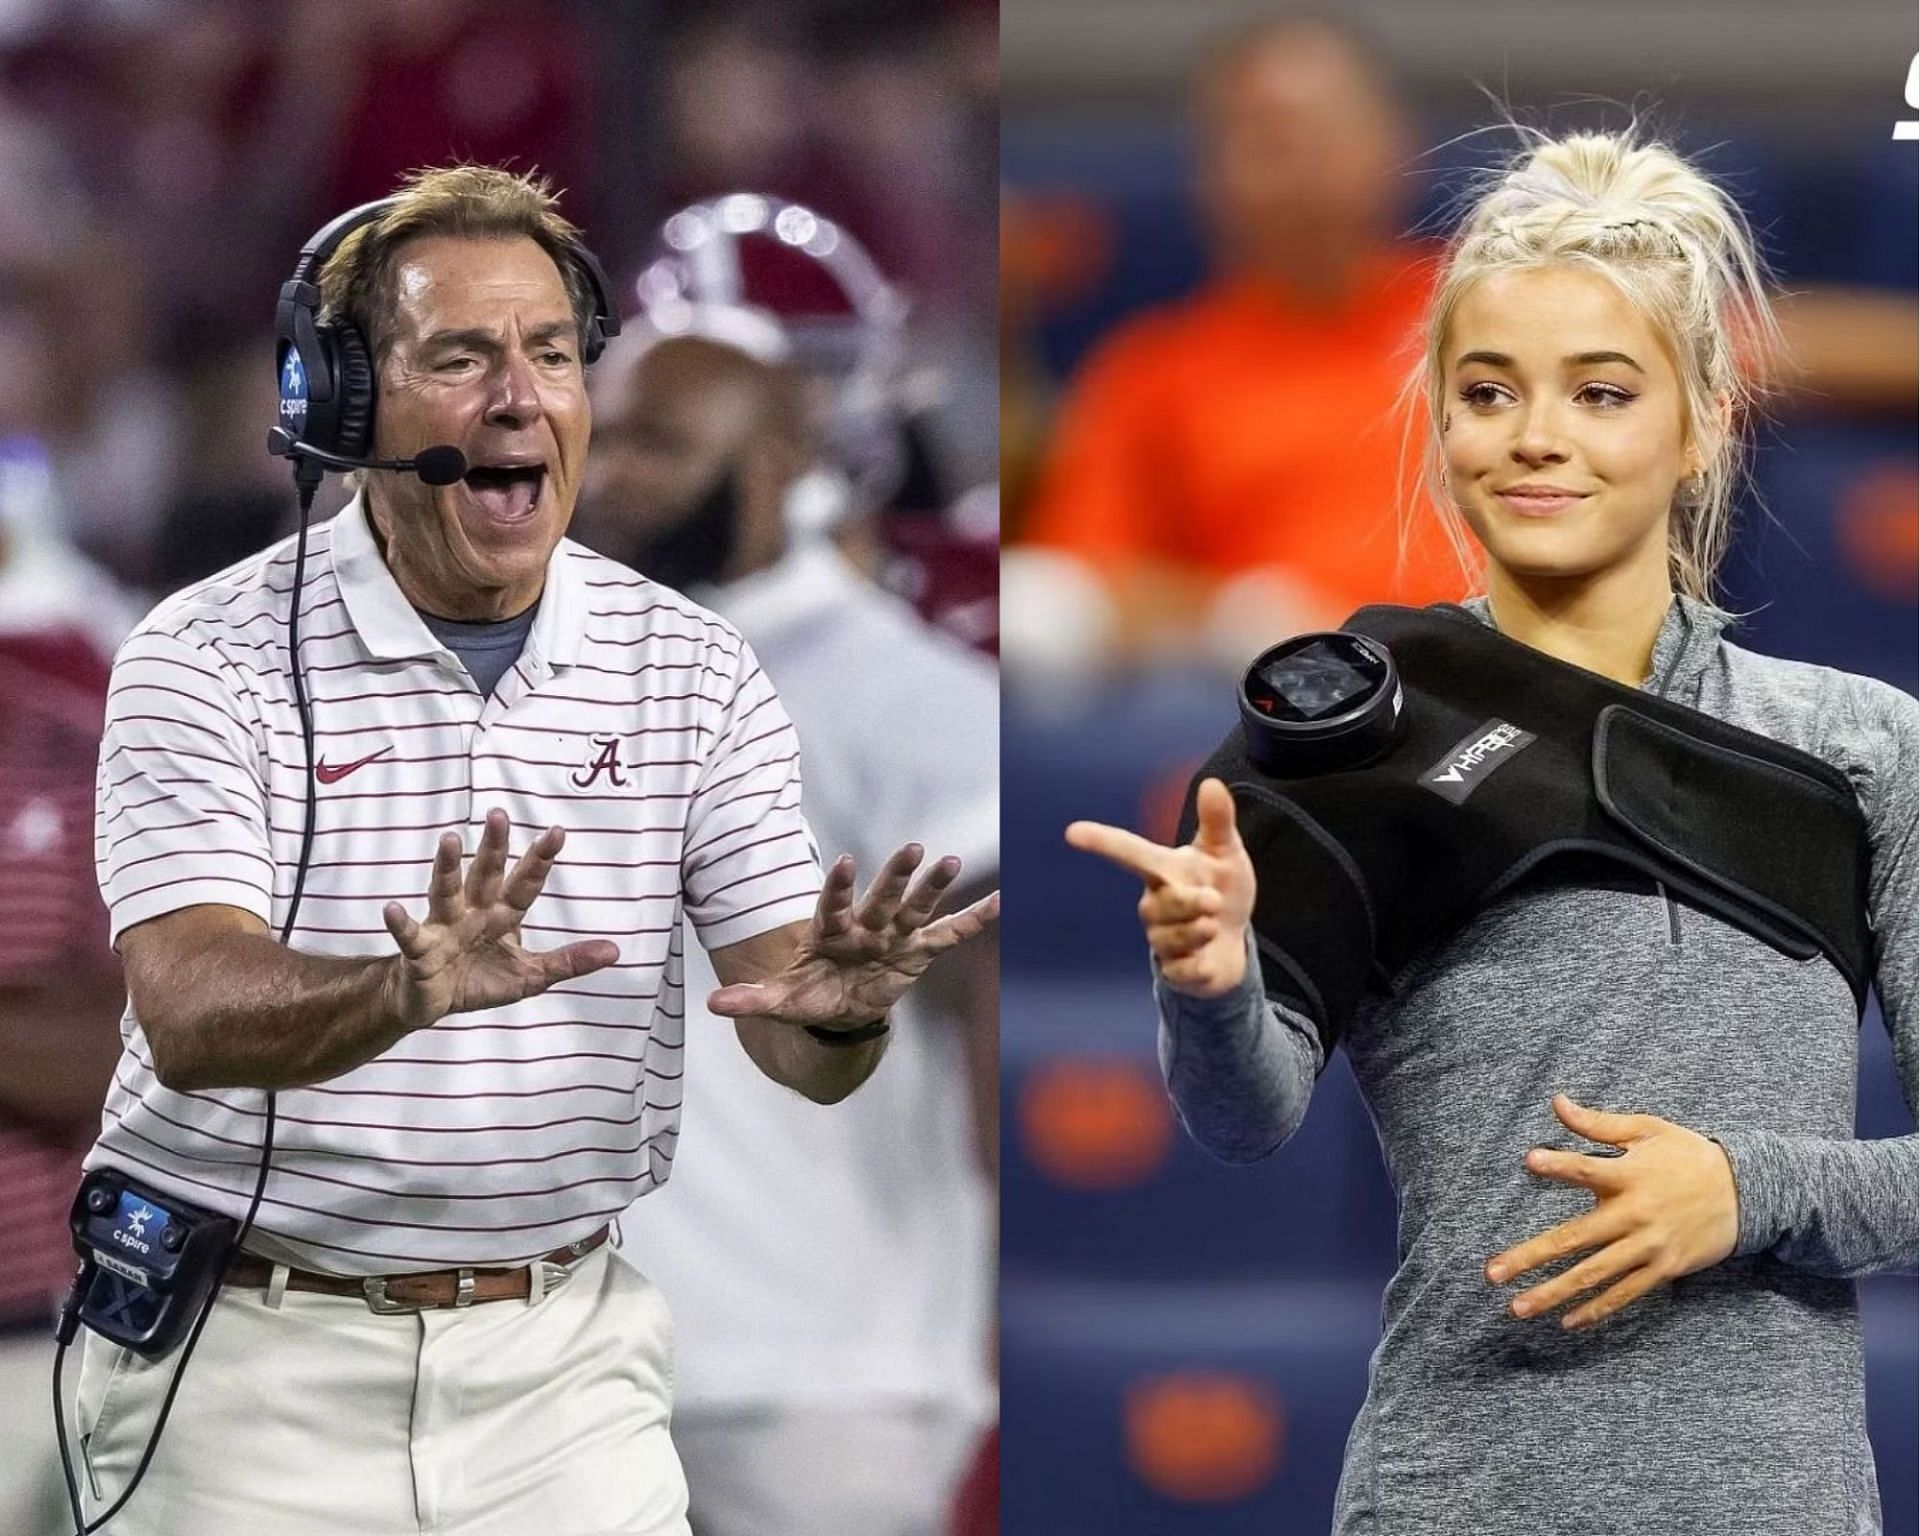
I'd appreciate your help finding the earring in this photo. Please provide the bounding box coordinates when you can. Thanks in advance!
[1677,473,1706,508]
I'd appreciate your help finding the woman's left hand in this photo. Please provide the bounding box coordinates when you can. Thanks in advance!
[1485,1093,1740,1329]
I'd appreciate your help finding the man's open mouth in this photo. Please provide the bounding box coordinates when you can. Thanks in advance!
[462,462,547,523]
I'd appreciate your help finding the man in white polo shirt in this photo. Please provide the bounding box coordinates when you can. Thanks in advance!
[72,166,995,1536]
[580,328,999,1536]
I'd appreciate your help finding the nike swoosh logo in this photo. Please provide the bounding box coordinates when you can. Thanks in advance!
[315,745,395,784]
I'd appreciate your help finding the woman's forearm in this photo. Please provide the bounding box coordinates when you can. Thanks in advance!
[1710,1127,1920,1278]
[1155,927,1322,1163]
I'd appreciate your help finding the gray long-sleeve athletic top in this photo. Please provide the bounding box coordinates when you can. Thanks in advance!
[1156,595,1918,1535]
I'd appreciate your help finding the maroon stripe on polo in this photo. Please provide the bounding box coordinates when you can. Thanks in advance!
[92,1142,645,1237]
[358,1049,647,1070]
[183,569,335,612]
[106,1103,670,1164]
[115,1072,659,1143]
[301,684,474,706]
[110,870,268,904]
[215,626,361,652]
[103,814,247,853]
[264,785,468,805]
[268,886,673,905]
[117,652,232,687]
[525,668,731,699]
[582,600,726,624]
[262,816,696,839]
[101,790,258,831]
[109,713,242,744]
[107,1113,649,1192]
[576,575,652,589]
[485,720,708,737]
[681,790,804,843]
[560,656,729,679]
[292,853,670,872]
[263,718,474,739]
[689,888,817,929]
[702,721,790,771]
[259,1184,671,1265]
[684,820,808,867]
[304,1063,654,1092]
[284,655,418,677]
[682,857,814,904]
[577,625,736,646]
[110,845,276,877]
[106,681,244,713]
[219,596,348,628]
[103,743,264,782]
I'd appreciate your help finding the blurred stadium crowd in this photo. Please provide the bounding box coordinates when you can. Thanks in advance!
[0,3,999,1535]
[0,0,997,604]
[999,9,1917,1535]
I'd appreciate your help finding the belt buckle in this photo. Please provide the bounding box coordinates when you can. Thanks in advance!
[363,1268,476,1313]
[362,1277,425,1315]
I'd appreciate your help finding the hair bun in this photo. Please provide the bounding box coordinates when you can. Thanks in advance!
[1410,125,1782,606]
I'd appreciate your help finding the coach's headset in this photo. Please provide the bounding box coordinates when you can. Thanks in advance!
[52,198,621,1536]
[269,196,621,480]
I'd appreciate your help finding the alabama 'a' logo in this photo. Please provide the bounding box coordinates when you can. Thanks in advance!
[571,735,630,789]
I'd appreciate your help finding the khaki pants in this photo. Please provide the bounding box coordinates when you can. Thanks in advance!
[72,1246,689,1536]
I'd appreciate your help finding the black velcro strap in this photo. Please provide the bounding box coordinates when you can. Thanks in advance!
[1593,704,1873,1005]
[1227,784,1376,1057]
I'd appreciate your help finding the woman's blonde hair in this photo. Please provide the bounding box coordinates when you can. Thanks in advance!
[1408,127,1781,604]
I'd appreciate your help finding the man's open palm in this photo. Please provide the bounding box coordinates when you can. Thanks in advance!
[381,808,619,1029]
[707,844,1000,1028]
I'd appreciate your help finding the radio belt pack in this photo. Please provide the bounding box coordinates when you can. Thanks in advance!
[63,1169,237,1361]
[1180,603,1873,1055]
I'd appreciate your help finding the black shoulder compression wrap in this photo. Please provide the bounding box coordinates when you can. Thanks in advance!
[1179,604,1873,1054]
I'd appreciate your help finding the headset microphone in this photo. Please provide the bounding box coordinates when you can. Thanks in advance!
[265,428,468,486]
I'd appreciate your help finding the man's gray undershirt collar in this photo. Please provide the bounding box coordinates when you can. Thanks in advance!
[416,601,540,697]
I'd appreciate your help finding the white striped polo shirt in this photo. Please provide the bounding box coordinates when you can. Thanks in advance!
[86,493,822,1276]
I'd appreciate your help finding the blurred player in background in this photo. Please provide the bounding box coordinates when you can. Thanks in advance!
[1008,16,1466,679]
[577,279,998,1535]
[0,472,133,1536]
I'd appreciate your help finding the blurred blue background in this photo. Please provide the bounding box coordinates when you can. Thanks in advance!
[1000,3,1918,1531]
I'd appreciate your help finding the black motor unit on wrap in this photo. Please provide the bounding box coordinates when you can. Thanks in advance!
[1179,604,1874,1057]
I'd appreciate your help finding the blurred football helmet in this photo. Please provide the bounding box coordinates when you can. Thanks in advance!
[633,193,911,520]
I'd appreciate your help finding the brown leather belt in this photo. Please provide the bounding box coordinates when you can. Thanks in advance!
[225,1225,611,1313]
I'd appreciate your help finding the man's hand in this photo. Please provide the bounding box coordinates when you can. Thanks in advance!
[1486,1093,1741,1329]
[381,808,619,1029]
[1064,776,1256,998]
[706,844,999,1032]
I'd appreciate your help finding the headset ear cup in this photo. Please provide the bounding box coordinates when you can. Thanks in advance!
[330,325,376,460]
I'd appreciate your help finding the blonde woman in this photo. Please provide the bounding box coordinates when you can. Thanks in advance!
[1068,130,1916,1533]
